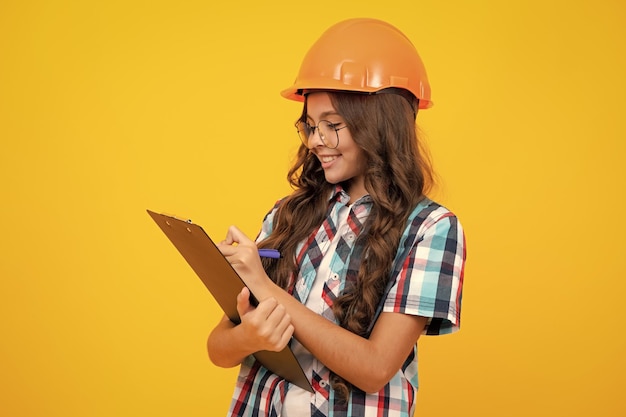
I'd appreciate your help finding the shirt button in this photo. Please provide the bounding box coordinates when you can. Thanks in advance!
[331,273,339,281]
[320,380,328,388]
[346,233,355,241]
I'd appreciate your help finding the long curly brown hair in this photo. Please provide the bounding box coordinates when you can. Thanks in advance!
[258,90,434,399]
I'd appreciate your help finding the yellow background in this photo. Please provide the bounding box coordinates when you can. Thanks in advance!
[1,1,624,416]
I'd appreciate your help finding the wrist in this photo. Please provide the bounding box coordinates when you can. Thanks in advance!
[247,272,276,301]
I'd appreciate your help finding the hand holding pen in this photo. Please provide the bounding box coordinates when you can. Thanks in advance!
[218,225,280,300]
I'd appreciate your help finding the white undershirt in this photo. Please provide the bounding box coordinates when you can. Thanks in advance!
[281,205,351,417]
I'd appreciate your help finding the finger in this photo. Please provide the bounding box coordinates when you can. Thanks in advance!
[217,243,238,257]
[221,225,241,246]
[278,324,295,349]
[236,287,254,317]
[273,311,293,340]
[226,225,255,246]
[218,225,253,257]
[263,303,292,335]
[253,297,278,320]
[268,316,294,351]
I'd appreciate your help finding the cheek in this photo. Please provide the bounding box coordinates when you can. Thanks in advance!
[358,157,369,176]
[350,150,368,175]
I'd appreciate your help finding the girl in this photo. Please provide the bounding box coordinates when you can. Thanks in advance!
[208,18,466,417]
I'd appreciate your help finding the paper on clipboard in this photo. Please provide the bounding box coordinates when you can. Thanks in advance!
[147,210,313,393]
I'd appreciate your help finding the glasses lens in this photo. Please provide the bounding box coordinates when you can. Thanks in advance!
[319,121,338,148]
[296,121,310,145]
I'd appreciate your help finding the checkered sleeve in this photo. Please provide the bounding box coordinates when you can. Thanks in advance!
[382,207,466,335]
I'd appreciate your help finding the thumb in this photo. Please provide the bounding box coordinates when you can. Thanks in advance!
[236,287,254,318]
[223,225,254,246]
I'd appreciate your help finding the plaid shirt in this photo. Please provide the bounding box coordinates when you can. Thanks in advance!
[227,186,465,417]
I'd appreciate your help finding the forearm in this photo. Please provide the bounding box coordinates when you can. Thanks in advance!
[207,292,382,390]
[207,315,256,368]
[258,281,425,393]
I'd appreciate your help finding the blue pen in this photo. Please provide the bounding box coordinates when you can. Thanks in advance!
[258,249,281,259]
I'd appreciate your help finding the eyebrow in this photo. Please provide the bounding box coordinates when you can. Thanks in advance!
[306,111,342,121]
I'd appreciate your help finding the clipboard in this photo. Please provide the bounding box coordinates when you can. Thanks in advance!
[147,210,313,393]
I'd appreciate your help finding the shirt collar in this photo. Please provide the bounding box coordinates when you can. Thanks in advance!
[328,184,373,207]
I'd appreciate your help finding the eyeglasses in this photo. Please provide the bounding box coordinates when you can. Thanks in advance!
[295,120,348,149]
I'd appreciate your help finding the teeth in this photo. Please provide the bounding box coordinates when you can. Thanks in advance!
[321,155,338,163]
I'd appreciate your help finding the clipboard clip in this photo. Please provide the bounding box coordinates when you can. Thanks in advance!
[162,213,193,227]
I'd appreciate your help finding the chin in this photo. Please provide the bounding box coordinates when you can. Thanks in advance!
[324,175,345,185]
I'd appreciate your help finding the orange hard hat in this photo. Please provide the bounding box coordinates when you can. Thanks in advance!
[281,18,432,109]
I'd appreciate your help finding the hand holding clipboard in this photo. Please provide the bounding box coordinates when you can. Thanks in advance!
[147,210,313,392]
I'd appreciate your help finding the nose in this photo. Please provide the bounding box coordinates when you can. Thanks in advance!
[307,126,324,148]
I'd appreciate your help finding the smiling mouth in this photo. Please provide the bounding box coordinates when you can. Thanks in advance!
[320,155,339,163]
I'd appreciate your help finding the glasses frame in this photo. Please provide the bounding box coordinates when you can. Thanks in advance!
[295,120,348,149]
